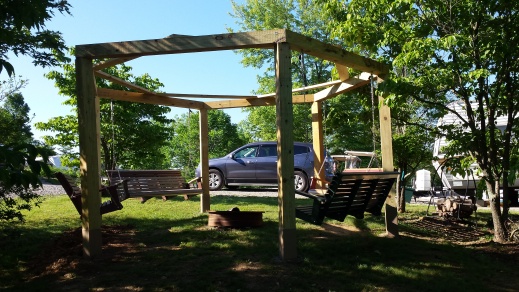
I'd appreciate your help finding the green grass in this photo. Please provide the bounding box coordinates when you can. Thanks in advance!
[1,194,518,291]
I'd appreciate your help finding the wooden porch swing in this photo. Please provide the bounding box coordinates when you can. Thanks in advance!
[297,74,399,225]
[55,172,130,217]
[296,171,399,225]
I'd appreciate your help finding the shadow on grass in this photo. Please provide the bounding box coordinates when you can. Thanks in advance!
[2,195,519,291]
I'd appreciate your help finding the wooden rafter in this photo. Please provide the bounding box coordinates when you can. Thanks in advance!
[314,73,371,102]
[257,79,343,98]
[204,94,313,109]
[285,30,389,75]
[96,88,204,109]
[76,29,388,77]
[93,57,139,70]
[162,93,256,99]
[336,64,349,81]
[94,70,155,94]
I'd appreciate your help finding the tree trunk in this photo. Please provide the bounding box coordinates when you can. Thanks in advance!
[396,171,405,212]
[487,181,507,243]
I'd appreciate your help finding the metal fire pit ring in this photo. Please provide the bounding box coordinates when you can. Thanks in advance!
[208,210,264,228]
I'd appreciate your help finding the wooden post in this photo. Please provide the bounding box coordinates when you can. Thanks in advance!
[378,75,398,238]
[76,57,103,257]
[311,101,326,189]
[199,108,210,212]
[275,42,297,260]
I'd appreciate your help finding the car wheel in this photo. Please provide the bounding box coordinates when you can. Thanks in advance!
[208,169,224,191]
[294,171,308,192]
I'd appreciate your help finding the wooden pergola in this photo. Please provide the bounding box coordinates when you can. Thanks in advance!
[75,29,396,261]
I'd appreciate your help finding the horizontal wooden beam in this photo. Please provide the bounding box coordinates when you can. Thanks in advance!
[76,29,286,58]
[96,88,204,109]
[258,79,343,98]
[92,35,193,69]
[162,93,256,99]
[286,30,390,75]
[204,94,313,109]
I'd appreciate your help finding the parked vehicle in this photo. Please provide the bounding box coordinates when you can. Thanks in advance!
[195,141,334,192]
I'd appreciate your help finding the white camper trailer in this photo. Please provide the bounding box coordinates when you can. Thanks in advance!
[432,102,519,195]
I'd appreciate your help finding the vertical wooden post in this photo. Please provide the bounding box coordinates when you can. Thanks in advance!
[275,42,297,261]
[199,108,210,212]
[76,56,102,257]
[378,75,398,238]
[311,101,325,189]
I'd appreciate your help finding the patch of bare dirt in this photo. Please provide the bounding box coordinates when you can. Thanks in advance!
[26,224,137,281]
[401,216,519,264]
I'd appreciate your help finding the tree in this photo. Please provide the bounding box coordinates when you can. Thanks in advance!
[0,0,70,221]
[230,0,346,144]
[322,0,519,242]
[170,110,246,178]
[0,78,33,145]
[0,78,53,221]
[0,0,71,76]
[36,58,172,172]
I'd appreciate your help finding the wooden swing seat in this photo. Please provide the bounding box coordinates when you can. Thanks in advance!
[295,171,399,225]
[55,172,128,217]
[107,170,201,202]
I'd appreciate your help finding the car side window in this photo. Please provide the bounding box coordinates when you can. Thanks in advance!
[294,145,310,155]
[258,145,277,157]
[234,146,258,158]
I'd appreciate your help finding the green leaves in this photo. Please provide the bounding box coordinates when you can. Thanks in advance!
[0,0,71,76]
[0,143,52,222]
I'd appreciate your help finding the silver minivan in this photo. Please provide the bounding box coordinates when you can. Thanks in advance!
[195,141,334,192]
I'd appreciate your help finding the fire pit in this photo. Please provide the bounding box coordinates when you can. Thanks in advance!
[208,209,264,228]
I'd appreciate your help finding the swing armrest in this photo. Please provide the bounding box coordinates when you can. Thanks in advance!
[295,190,327,203]
[100,179,131,191]
[101,179,131,202]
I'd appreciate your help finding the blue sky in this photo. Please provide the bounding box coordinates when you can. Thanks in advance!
[4,0,260,140]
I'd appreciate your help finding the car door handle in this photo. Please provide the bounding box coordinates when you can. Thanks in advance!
[246,160,255,164]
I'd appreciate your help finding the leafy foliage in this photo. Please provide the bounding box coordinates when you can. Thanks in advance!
[35,56,172,171]
[322,0,519,240]
[0,0,71,76]
[230,0,352,144]
[0,143,53,222]
[170,110,246,178]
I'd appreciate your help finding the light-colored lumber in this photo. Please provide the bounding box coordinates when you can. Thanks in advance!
[314,73,371,102]
[275,42,297,261]
[203,94,313,109]
[76,57,102,257]
[311,101,326,189]
[94,70,156,94]
[76,29,286,58]
[336,64,349,81]
[162,92,255,99]
[93,57,139,70]
[286,30,390,75]
[96,88,205,109]
[257,79,343,98]
[199,108,210,212]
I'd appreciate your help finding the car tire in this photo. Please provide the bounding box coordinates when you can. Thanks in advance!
[294,171,308,192]
[208,169,224,191]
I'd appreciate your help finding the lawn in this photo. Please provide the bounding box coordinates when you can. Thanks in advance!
[1,194,518,291]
